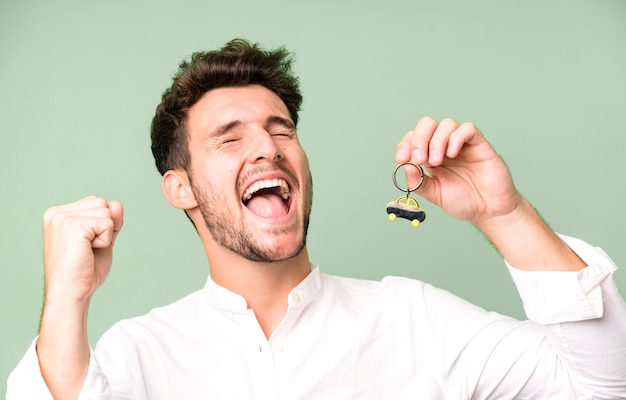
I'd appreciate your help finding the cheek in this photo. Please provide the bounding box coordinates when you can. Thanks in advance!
[293,147,310,171]
[193,154,239,178]
[301,157,312,182]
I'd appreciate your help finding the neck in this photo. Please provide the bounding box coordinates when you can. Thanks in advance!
[205,241,311,339]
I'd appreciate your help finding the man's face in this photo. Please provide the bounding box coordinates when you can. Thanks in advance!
[185,85,312,262]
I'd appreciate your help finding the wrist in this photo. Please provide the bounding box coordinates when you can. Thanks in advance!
[475,198,586,272]
[40,292,91,334]
[474,196,532,238]
[37,298,91,400]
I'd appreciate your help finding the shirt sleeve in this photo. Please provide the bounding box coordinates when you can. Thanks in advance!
[421,234,626,399]
[6,337,113,400]
[505,233,626,399]
[506,233,619,324]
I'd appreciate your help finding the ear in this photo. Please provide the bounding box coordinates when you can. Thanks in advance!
[162,169,198,210]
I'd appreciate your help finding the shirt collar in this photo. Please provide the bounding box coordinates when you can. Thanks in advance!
[287,264,322,309]
[202,264,322,314]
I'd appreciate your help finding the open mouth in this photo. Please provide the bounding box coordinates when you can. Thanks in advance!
[242,178,292,218]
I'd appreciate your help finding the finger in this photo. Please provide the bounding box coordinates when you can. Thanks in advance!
[413,173,438,206]
[403,162,426,192]
[409,116,439,165]
[92,200,124,247]
[86,200,124,248]
[395,130,414,164]
[45,206,119,249]
[108,200,124,243]
[43,196,110,224]
[428,118,460,166]
[60,195,109,211]
[446,121,483,159]
[45,207,113,230]
[88,216,117,249]
[395,116,438,165]
[44,197,123,230]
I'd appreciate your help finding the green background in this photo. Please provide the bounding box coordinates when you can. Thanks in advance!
[2,0,625,394]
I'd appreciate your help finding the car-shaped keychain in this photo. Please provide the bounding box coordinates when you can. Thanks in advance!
[386,196,426,227]
[386,162,427,227]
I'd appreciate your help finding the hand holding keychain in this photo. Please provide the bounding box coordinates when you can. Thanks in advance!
[386,162,426,227]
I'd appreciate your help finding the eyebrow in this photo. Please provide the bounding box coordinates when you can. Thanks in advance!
[265,116,296,132]
[210,120,243,138]
[209,116,296,137]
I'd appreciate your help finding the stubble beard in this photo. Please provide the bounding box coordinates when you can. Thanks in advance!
[190,172,313,263]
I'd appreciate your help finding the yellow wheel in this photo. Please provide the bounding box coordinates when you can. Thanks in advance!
[411,219,420,227]
[388,213,397,221]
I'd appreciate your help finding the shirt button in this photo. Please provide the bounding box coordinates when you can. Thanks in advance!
[272,343,283,353]
[291,292,302,303]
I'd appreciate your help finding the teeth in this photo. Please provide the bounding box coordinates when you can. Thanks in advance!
[242,179,290,202]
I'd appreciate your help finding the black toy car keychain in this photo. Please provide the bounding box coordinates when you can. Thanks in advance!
[386,162,426,227]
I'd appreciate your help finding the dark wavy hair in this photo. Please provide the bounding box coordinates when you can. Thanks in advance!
[150,38,303,175]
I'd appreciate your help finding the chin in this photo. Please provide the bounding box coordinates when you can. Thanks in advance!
[245,229,307,263]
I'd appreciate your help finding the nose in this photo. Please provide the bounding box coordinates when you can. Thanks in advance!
[247,128,283,163]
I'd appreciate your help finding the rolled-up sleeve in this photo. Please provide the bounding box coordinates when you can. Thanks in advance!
[507,234,619,324]
[506,233,626,399]
[6,338,112,400]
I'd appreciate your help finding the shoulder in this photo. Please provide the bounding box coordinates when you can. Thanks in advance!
[322,272,429,294]
[97,287,207,347]
[319,272,432,310]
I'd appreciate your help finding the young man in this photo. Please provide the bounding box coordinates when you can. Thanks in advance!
[8,39,626,399]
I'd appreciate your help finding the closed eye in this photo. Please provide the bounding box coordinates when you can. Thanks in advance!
[271,131,295,138]
[266,116,296,138]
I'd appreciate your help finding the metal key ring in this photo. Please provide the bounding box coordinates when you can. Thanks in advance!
[393,162,425,193]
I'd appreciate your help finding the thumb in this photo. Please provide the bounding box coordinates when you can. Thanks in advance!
[90,201,124,248]
[402,163,426,193]
[403,164,439,207]
[108,200,124,243]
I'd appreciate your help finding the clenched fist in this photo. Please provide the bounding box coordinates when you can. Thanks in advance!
[43,196,124,303]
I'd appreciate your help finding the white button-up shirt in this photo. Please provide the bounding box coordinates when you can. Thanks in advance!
[7,235,626,399]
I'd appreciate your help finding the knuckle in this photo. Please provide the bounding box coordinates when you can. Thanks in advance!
[42,207,57,224]
[460,121,477,131]
[418,116,437,128]
[43,207,67,227]
[92,196,108,207]
[441,118,460,129]
[420,115,436,123]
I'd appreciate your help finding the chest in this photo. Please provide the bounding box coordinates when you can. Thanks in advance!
[132,305,438,399]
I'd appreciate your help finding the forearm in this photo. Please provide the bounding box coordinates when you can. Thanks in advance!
[32,196,123,399]
[37,298,92,400]
[476,196,586,272]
